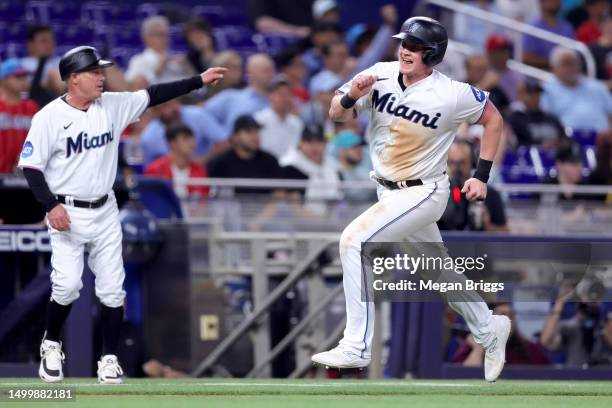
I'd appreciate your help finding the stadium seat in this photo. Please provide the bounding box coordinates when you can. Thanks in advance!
[571,129,598,147]
[135,177,183,220]
[0,1,26,21]
[192,5,247,26]
[25,0,82,24]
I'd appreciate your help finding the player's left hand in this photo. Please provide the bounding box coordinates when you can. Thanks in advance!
[462,178,487,202]
[201,67,228,86]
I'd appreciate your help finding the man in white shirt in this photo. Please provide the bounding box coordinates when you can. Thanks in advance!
[125,16,192,88]
[254,75,304,159]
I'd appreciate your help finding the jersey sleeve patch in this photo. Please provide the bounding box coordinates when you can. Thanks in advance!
[21,141,34,158]
[470,86,486,103]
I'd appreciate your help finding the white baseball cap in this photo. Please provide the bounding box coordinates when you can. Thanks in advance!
[313,0,339,19]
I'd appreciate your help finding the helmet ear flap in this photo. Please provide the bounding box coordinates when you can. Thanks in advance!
[421,45,437,66]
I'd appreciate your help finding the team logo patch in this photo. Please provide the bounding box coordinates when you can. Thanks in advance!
[471,86,486,103]
[21,141,34,158]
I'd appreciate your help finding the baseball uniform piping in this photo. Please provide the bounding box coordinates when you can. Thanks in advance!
[359,182,439,358]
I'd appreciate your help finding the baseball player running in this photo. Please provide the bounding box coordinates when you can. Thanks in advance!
[18,46,226,383]
[311,17,511,382]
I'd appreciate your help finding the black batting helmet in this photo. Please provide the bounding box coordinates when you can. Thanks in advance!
[59,46,113,81]
[393,17,448,67]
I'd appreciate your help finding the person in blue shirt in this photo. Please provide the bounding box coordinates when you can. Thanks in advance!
[541,46,612,132]
[202,54,275,138]
[140,99,227,166]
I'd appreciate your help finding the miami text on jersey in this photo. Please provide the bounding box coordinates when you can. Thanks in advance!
[371,90,441,129]
[66,130,113,158]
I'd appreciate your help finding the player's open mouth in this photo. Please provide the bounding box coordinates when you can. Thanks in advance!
[401,57,413,64]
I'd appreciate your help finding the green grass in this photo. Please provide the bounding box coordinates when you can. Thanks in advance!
[1,378,611,408]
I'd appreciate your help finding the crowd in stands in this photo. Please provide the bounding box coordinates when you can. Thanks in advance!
[447,296,612,368]
[0,0,611,226]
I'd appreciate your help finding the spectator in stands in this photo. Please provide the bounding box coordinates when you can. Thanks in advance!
[541,46,612,132]
[248,0,313,37]
[0,59,39,174]
[453,0,504,50]
[206,115,284,195]
[523,0,575,69]
[204,51,244,100]
[333,130,376,202]
[281,125,341,202]
[465,54,511,115]
[576,0,609,44]
[508,78,567,150]
[591,305,612,366]
[589,18,612,86]
[144,124,209,201]
[310,41,353,88]
[125,16,192,88]
[589,131,612,200]
[276,46,309,104]
[312,0,341,23]
[183,17,217,74]
[540,283,607,367]
[301,72,340,138]
[203,54,275,138]
[254,75,304,160]
[436,43,468,82]
[438,141,509,232]
[486,34,523,102]
[309,5,398,87]
[494,0,541,23]
[302,21,343,80]
[453,302,551,366]
[345,5,399,61]
[140,99,227,166]
[22,24,62,106]
[543,142,602,201]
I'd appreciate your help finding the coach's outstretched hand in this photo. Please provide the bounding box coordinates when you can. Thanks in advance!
[201,67,228,86]
[462,178,487,201]
[49,205,71,231]
[349,74,378,99]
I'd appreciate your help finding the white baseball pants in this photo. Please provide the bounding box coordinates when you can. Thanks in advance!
[47,192,126,308]
[338,175,494,358]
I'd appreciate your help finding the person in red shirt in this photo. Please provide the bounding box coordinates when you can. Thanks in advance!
[452,302,551,366]
[144,124,209,199]
[576,0,610,44]
[0,59,39,173]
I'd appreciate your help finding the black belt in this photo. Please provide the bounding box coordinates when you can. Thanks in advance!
[57,194,108,209]
[374,177,423,190]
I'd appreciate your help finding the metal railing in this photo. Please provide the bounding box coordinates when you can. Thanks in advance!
[190,233,339,377]
[425,0,596,78]
[448,39,554,82]
[179,177,612,195]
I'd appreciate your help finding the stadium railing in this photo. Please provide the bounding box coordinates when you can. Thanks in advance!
[425,0,597,78]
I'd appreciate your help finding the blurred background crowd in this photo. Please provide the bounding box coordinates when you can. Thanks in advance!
[1,0,612,377]
[0,0,610,223]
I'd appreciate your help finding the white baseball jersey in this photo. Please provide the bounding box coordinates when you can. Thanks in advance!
[338,62,489,182]
[18,91,149,199]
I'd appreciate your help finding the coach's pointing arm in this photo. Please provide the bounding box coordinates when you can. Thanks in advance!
[461,101,503,202]
[329,74,378,122]
[145,67,227,107]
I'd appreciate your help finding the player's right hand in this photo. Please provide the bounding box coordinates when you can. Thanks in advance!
[48,204,71,231]
[349,74,378,99]
[201,67,228,86]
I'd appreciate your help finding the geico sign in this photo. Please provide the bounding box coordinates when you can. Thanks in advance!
[0,230,51,252]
